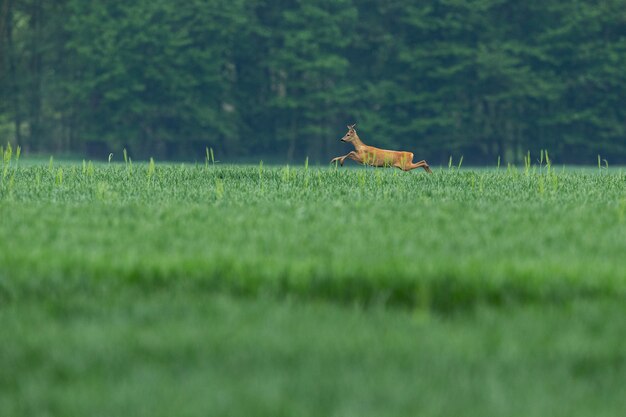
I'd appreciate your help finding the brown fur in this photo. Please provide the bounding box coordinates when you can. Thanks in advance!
[330,124,432,173]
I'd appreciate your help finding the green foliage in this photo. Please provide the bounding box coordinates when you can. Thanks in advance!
[61,0,245,154]
[1,1,626,162]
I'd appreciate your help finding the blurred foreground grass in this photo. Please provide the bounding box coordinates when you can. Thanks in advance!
[1,159,625,416]
[2,292,625,417]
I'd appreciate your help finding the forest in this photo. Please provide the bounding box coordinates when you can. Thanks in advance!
[1,0,625,163]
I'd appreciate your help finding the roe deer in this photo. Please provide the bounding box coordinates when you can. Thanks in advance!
[330,124,432,173]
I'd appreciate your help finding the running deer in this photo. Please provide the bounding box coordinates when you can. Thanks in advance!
[330,124,433,173]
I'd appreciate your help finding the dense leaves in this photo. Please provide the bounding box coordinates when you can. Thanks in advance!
[1,0,625,162]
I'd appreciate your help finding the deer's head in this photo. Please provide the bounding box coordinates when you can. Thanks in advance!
[340,124,358,143]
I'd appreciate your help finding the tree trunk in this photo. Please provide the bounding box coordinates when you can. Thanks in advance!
[286,112,296,162]
[6,0,22,144]
[0,0,9,58]
[28,0,43,151]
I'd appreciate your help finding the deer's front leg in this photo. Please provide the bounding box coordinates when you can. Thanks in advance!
[330,151,359,166]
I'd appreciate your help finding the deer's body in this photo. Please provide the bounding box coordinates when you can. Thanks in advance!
[331,125,432,173]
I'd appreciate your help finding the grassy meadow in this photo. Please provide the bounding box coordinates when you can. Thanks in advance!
[1,151,626,416]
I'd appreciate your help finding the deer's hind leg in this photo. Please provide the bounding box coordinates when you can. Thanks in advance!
[394,152,415,171]
[409,160,432,173]
[396,153,433,173]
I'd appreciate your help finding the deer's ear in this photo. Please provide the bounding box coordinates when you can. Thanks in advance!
[350,123,357,129]
[347,125,352,129]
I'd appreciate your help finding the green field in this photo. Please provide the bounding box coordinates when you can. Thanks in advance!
[1,157,626,416]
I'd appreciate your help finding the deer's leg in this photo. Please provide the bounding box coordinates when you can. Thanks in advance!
[395,157,414,171]
[393,152,416,171]
[410,160,432,173]
[346,151,361,164]
[420,161,433,173]
[400,160,433,173]
[330,151,359,166]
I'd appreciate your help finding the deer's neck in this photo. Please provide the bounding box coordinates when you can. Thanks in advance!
[351,135,366,151]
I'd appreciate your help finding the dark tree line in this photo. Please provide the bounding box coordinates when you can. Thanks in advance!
[1,0,626,163]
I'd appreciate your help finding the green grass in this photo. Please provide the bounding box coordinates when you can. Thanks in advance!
[1,158,625,416]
